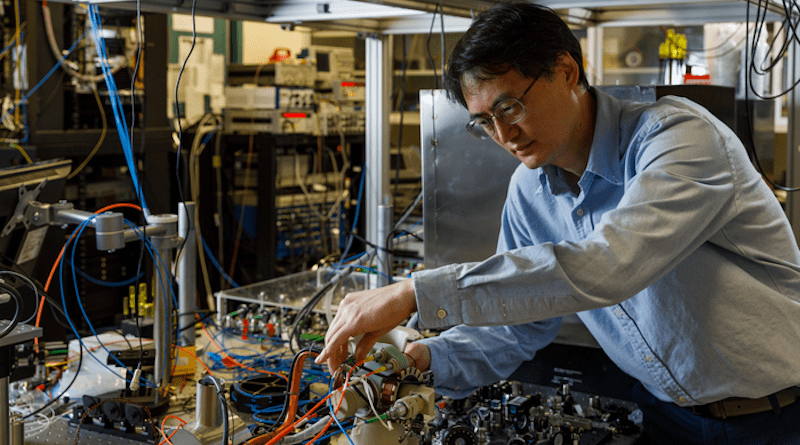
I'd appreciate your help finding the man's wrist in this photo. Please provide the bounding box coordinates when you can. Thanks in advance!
[404,341,431,372]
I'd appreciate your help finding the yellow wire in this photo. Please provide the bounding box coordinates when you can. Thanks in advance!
[0,24,25,63]
[67,87,107,179]
[10,143,32,164]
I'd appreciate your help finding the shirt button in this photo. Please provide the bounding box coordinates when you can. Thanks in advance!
[576,208,584,216]
[436,309,447,319]
[679,396,688,403]
[645,355,654,362]
[615,308,623,316]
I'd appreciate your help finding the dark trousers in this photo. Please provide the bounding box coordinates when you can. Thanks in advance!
[631,383,800,445]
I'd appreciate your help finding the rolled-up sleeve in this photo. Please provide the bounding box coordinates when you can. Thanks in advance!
[415,318,561,399]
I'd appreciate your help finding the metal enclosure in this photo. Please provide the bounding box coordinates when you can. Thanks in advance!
[420,90,521,268]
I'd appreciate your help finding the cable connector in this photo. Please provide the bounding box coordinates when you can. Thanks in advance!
[129,367,142,391]
[386,394,427,420]
[373,345,409,371]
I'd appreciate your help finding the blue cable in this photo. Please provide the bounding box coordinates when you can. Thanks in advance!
[335,167,366,270]
[318,423,357,444]
[328,378,356,445]
[0,30,84,124]
[63,258,145,287]
[334,264,395,283]
[201,235,240,288]
[87,6,148,212]
[124,221,177,310]
[59,216,156,388]
[62,215,178,389]
[201,129,219,146]
[72,219,165,371]
[0,32,20,59]
[124,220,178,385]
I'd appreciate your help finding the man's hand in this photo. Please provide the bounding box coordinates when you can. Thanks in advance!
[315,278,417,372]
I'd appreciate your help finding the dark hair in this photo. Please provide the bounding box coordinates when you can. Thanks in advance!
[444,2,589,108]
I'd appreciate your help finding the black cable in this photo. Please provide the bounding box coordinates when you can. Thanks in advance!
[175,310,216,333]
[112,329,133,350]
[130,0,142,146]
[0,269,41,325]
[173,0,199,263]
[199,375,230,445]
[0,281,23,339]
[426,4,440,89]
[288,282,335,353]
[267,346,321,433]
[341,231,393,255]
[390,228,423,243]
[743,0,800,192]
[23,339,84,419]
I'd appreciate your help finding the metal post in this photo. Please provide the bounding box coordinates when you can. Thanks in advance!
[11,414,23,445]
[786,34,800,244]
[586,26,603,86]
[1,376,8,445]
[149,214,179,403]
[193,379,223,429]
[365,33,392,289]
[178,202,197,347]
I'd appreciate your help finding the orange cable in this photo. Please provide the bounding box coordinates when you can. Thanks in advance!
[300,367,351,445]
[158,414,187,445]
[36,203,143,350]
[197,315,288,381]
[176,344,213,376]
[249,361,349,445]
[264,366,350,445]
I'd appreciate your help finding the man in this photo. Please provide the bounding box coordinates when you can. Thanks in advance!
[316,3,800,444]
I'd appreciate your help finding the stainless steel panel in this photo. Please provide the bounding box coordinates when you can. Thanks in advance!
[420,89,520,268]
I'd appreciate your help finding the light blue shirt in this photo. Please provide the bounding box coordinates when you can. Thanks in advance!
[412,87,800,405]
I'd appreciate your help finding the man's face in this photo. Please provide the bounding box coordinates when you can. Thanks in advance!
[462,64,582,171]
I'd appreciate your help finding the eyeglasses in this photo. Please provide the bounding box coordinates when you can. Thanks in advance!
[465,76,540,140]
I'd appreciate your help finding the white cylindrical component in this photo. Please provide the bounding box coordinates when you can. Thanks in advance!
[331,385,370,420]
[178,202,197,347]
[347,419,407,445]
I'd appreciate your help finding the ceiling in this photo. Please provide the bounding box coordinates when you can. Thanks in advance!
[50,0,789,32]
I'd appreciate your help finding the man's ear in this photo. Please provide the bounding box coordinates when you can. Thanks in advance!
[555,52,579,88]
